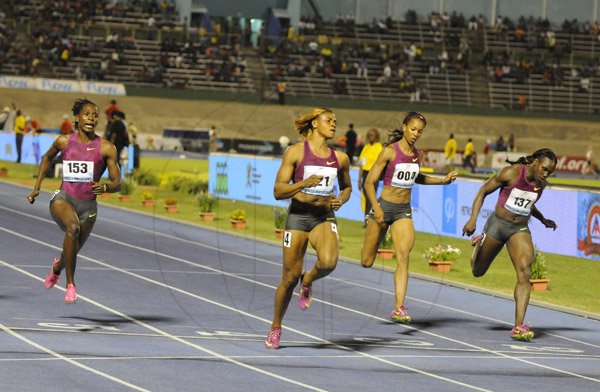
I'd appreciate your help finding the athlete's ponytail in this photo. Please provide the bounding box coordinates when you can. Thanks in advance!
[384,111,427,146]
[505,148,557,165]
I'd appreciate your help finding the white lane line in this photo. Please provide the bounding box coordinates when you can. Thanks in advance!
[90,208,600,350]
[0,229,491,392]
[0,322,150,391]
[4,214,600,385]
[327,277,600,350]
[4,208,600,383]
[8,200,598,336]
[1,354,599,363]
[5,327,600,361]
[0,259,326,392]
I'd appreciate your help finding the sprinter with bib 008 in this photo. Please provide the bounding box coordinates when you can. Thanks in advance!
[360,112,457,324]
[265,108,352,349]
[462,149,557,341]
[27,99,121,304]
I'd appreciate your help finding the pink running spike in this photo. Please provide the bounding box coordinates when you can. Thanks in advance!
[64,284,77,304]
[44,258,60,290]
[265,327,282,349]
[298,282,312,311]
[390,306,411,324]
[511,323,534,341]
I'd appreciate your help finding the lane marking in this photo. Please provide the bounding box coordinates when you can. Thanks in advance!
[328,276,600,350]
[2,206,600,384]
[0,322,150,391]
[0,233,492,392]
[7,223,600,386]
[5,326,600,360]
[83,207,600,350]
[0,353,598,363]
[0,259,326,392]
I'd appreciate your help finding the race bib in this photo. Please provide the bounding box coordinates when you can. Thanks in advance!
[390,163,419,188]
[301,165,338,196]
[504,188,538,216]
[62,160,94,182]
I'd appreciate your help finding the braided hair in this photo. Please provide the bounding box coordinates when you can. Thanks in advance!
[384,111,427,146]
[505,148,557,166]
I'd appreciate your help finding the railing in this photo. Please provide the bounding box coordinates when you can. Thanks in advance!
[489,77,599,113]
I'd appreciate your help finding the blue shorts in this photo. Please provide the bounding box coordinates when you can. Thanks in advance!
[50,188,98,223]
[369,198,412,225]
[483,212,530,243]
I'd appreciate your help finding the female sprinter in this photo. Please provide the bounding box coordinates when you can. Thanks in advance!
[462,148,557,341]
[27,98,121,304]
[360,112,457,324]
[265,108,352,349]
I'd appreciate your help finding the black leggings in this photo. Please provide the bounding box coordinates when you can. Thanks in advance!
[15,133,23,163]
[362,170,379,216]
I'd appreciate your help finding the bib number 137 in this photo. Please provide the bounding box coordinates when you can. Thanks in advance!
[513,197,531,208]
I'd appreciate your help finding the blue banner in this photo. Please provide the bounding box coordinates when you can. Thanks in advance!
[208,153,592,260]
[442,183,457,234]
[0,132,132,175]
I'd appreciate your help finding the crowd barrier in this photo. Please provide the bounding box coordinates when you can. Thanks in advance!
[209,152,600,261]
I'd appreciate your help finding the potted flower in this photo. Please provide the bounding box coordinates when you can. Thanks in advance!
[0,165,8,177]
[164,197,178,213]
[273,207,287,239]
[377,231,395,259]
[119,177,135,202]
[423,244,460,272]
[229,208,247,229]
[197,192,217,221]
[140,191,155,207]
[530,247,549,291]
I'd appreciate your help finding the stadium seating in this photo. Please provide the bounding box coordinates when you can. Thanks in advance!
[0,1,599,114]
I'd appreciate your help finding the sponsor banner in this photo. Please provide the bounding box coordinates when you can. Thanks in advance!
[0,75,36,90]
[555,155,588,173]
[442,183,457,234]
[422,149,462,171]
[80,80,126,96]
[162,128,210,152]
[490,152,524,169]
[209,153,593,260]
[36,78,80,93]
[209,153,289,207]
[218,138,282,156]
[492,152,587,173]
[577,193,600,259]
[0,75,126,96]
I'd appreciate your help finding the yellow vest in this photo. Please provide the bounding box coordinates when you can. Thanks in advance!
[14,115,26,135]
[359,142,383,171]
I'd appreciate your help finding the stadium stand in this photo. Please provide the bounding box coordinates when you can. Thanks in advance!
[0,1,599,115]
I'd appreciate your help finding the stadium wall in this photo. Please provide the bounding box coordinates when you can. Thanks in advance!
[1,88,598,157]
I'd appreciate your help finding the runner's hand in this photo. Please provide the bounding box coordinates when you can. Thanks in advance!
[302,175,323,188]
[27,189,39,204]
[543,218,557,231]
